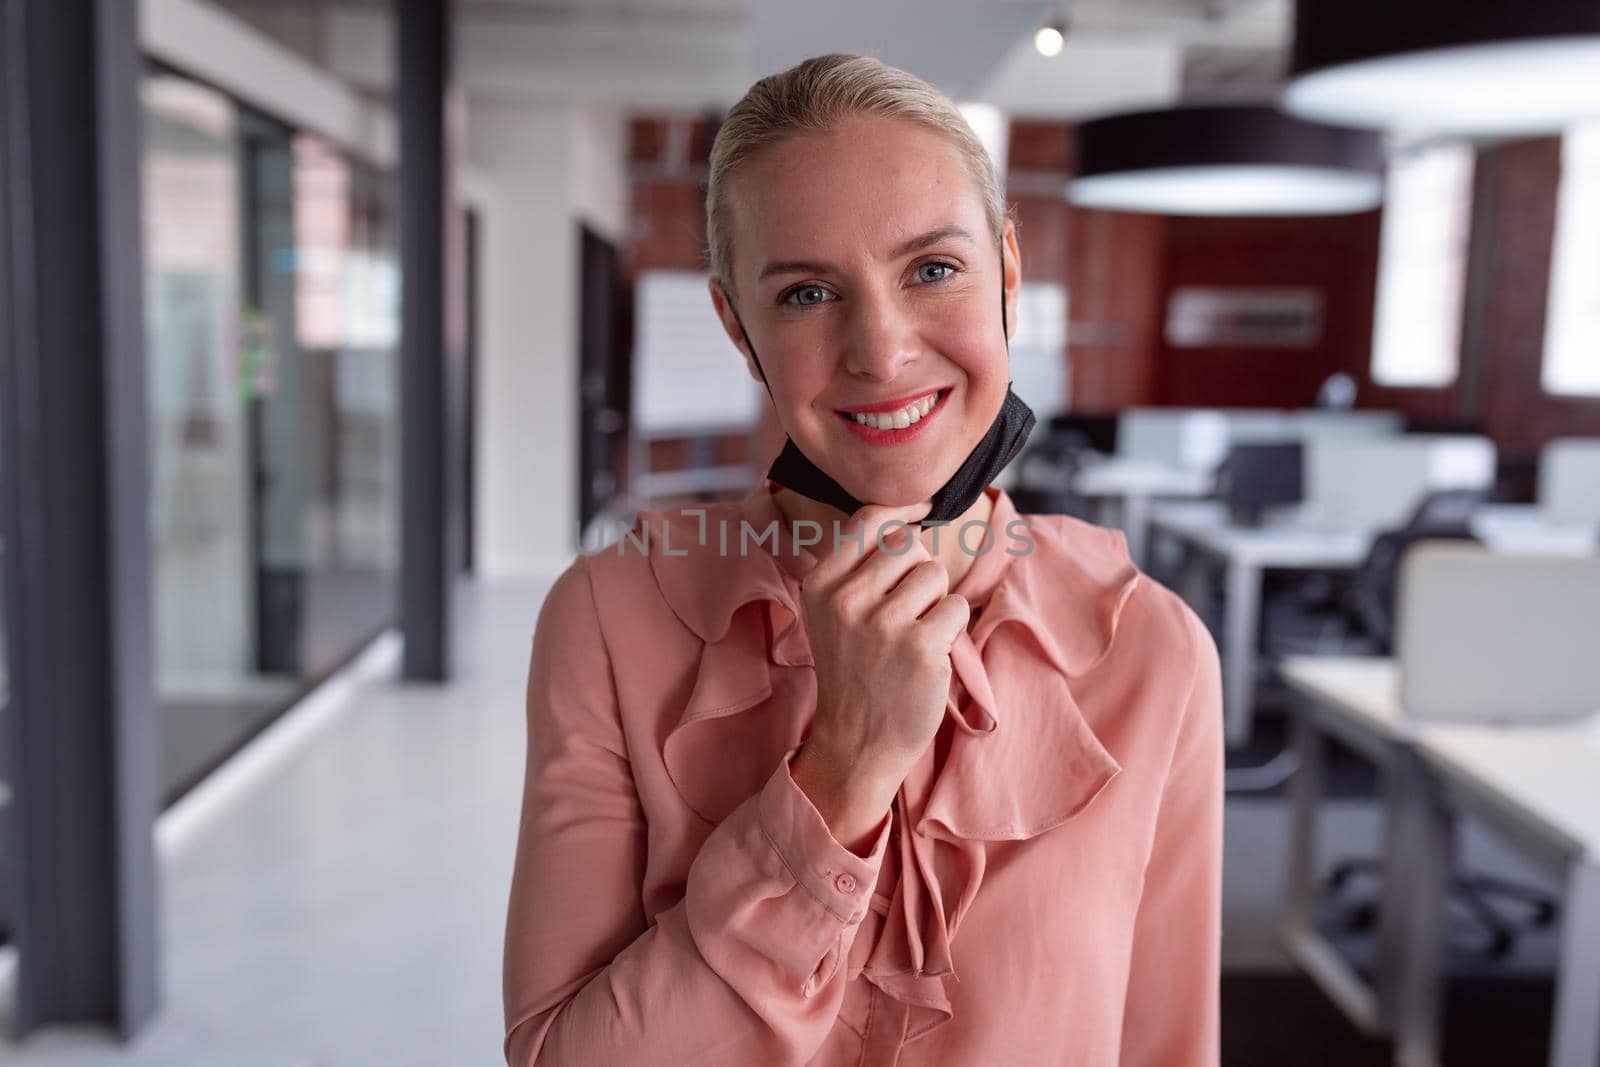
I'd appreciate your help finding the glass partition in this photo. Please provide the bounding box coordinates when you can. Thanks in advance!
[144,66,398,801]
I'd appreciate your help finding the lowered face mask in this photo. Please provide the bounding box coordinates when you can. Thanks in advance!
[724,240,1036,527]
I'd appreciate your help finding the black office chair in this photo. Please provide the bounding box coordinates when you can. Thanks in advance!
[1045,412,1119,454]
[1011,430,1096,519]
[1263,489,1491,657]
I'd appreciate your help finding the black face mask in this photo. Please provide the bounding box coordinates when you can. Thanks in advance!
[724,240,1036,527]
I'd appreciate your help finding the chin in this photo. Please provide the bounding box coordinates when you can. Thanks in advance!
[837,463,954,508]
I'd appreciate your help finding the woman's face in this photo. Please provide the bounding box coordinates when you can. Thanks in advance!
[710,114,1021,510]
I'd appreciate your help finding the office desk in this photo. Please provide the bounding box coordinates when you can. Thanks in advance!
[1471,505,1600,557]
[1276,657,1416,1046]
[1071,457,1213,567]
[1153,505,1374,746]
[1279,655,1600,1067]
[1413,721,1600,1067]
[1152,504,1591,748]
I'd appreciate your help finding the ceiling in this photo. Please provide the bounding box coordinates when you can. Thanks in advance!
[217,0,1294,117]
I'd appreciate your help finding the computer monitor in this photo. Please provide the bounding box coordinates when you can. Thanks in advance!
[1216,442,1304,526]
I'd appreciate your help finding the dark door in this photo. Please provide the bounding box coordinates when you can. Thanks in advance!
[577,225,627,531]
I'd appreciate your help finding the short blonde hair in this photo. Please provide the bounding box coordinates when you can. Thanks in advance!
[705,52,1010,293]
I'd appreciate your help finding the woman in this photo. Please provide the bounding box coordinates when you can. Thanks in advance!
[503,53,1223,1066]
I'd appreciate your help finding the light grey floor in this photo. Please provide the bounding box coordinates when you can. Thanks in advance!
[0,577,551,1067]
[0,575,1559,1065]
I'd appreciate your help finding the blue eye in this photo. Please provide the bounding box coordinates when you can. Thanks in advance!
[917,261,956,283]
[781,284,832,307]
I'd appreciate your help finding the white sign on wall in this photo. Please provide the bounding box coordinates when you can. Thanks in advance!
[1008,282,1068,418]
[633,270,762,434]
[1165,286,1324,348]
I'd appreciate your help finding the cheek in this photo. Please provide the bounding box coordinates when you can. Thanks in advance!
[930,309,1009,396]
[763,346,835,424]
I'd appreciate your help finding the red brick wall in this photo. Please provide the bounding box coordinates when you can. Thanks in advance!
[1477,137,1600,459]
[1157,211,1383,409]
[1066,207,1167,411]
[1006,122,1075,410]
[624,117,760,494]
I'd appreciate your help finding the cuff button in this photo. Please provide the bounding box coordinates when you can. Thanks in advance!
[835,872,857,893]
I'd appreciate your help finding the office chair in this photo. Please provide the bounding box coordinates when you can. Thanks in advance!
[1011,430,1096,519]
[1262,489,1491,657]
[1045,412,1119,454]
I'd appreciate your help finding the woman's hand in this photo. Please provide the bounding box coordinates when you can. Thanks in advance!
[790,504,970,851]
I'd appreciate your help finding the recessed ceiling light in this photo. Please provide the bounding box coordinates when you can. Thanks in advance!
[1034,23,1065,58]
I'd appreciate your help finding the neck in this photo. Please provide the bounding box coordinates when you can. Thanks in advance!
[771,484,997,591]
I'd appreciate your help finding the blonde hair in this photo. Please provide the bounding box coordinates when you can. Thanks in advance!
[705,53,1010,294]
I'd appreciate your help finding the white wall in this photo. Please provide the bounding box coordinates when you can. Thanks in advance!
[572,106,629,245]
[467,102,626,577]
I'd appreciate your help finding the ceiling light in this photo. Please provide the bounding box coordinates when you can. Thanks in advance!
[1035,23,1065,58]
[1284,0,1600,135]
[1066,105,1384,216]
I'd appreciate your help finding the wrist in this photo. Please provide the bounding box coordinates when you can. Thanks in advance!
[790,742,898,856]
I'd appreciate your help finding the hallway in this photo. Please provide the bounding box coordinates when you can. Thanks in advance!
[0,579,549,1067]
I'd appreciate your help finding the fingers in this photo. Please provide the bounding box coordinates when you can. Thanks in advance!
[805,502,932,592]
[916,593,971,653]
[876,558,949,625]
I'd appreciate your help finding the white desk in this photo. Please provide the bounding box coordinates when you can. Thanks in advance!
[1278,655,1600,1067]
[1471,505,1600,557]
[1413,721,1600,1067]
[1153,504,1375,746]
[1277,657,1417,1048]
[1071,457,1213,567]
[1153,503,1598,748]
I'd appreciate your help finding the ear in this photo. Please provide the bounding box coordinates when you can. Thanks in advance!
[707,276,766,385]
[1000,218,1022,343]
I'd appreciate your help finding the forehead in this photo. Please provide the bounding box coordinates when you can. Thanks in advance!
[726,115,989,279]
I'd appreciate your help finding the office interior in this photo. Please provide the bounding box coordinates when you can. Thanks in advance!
[1,1,1598,1064]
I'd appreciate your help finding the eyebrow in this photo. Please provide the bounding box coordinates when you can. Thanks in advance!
[755,225,977,283]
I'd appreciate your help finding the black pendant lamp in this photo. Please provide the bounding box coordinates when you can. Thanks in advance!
[1284,0,1600,135]
[1067,104,1384,217]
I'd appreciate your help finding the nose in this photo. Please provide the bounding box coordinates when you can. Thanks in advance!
[841,288,919,382]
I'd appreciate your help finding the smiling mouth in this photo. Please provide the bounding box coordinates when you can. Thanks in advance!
[833,387,952,444]
[837,388,947,429]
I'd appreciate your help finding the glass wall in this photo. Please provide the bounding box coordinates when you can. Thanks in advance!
[0,63,398,950]
[144,66,399,802]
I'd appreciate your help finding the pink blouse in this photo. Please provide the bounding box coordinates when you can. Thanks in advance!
[503,483,1223,1066]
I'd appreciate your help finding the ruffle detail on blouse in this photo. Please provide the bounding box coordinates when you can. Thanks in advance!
[642,485,1140,1041]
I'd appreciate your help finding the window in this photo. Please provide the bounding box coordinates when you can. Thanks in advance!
[1369,141,1475,388]
[1542,119,1600,397]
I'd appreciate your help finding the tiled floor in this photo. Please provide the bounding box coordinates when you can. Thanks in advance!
[0,575,1563,1065]
[0,578,550,1067]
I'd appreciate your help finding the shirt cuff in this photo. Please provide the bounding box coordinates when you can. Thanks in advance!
[756,746,892,924]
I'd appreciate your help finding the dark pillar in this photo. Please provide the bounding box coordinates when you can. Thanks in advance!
[0,0,161,1039]
[397,0,460,681]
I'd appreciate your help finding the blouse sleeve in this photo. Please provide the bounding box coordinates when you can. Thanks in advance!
[502,555,892,1067]
[1118,604,1225,1066]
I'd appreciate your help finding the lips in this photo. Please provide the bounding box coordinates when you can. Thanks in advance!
[834,387,951,445]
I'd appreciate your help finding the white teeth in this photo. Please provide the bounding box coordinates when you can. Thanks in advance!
[850,392,939,431]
